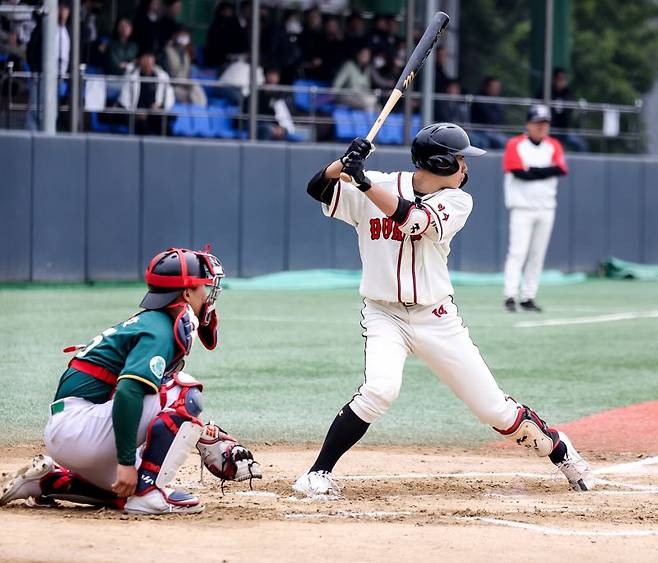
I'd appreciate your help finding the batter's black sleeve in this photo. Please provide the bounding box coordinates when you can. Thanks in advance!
[511,166,565,181]
[307,165,338,205]
[389,197,414,223]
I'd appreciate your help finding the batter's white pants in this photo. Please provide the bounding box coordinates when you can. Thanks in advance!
[43,395,161,490]
[503,208,555,301]
[349,298,519,428]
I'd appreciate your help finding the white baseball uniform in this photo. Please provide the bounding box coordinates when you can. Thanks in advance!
[502,134,567,301]
[322,170,518,429]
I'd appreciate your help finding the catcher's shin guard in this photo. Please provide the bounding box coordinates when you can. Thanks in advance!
[136,412,204,494]
[494,404,559,457]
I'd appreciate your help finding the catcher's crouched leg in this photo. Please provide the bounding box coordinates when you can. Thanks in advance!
[125,388,205,515]
[197,424,262,485]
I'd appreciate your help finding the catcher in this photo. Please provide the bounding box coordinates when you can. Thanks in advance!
[0,247,261,514]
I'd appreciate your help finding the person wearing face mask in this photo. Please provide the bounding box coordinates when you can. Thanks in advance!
[164,25,207,107]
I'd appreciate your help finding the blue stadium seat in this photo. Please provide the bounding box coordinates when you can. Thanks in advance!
[171,103,193,136]
[293,79,335,113]
[350,110,371,137]
[333,106,354,140]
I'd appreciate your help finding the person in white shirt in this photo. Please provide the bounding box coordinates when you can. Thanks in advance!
[502,104,568,312]
[292,124,593,498]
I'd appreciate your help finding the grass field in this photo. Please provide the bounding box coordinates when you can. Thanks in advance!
[1,279,657,446]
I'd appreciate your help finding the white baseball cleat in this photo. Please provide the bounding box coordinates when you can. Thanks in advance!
[124,487,204,515]
[555,432,595,492]
[0,454,55,506]
[292,470,341,498]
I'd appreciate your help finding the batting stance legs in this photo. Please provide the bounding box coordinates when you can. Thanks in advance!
[294,298,594,496]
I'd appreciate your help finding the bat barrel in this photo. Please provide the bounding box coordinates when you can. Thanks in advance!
[394,11,450,93]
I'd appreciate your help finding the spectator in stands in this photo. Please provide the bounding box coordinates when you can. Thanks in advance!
[257,66,296,141]
[157,0,182,49]
[545,68,587,152]
[132,0,161,56]
[105,17,137,75]
[299,7,323,80]
[164,26,207,107]
[105,17,138,100]
[471,76,508,149]
[205,1,248,69]
[368,15,397,60]
[434,45,453,93]
[119,49,174,135]
[215,54,263,107]
[435,80,469,124]
[371,48,404,91]
[80,0,103,66]
[316,16,345,83]
[0,29,26,70]
[262,10,303,85]
[1,0,36,49]
[345,12,366,53]
[333,45,377,113]
[25,1,70,130]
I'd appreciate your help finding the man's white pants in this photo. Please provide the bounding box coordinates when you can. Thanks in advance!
[503,208,555,301]
[349,298,519,428]
[44,395,161,490]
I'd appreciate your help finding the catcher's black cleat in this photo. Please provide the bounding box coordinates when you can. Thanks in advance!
[520,299,543,312]
[504,298,516,312]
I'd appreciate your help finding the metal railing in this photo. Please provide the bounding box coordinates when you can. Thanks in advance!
[0,65,645,152]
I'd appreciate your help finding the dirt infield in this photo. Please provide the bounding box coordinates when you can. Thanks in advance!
[2,442,658,563]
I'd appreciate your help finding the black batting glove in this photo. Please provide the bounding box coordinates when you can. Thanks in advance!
[341,152,372,192]
[340,137,372,164]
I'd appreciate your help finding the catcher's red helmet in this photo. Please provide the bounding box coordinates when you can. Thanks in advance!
[140,247,224,310]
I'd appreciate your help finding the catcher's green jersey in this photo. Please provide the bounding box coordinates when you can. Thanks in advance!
[54,310,177,403]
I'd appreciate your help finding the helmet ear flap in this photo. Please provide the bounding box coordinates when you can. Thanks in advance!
[425,153,460,176]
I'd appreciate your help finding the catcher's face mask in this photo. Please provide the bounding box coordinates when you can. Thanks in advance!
[197,250,224,324]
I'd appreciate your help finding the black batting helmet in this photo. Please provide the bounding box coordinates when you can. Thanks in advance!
[411,123,486,176]
[140,247,224,310]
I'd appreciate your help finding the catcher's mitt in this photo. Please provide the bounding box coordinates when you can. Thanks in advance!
[196,423,262,484]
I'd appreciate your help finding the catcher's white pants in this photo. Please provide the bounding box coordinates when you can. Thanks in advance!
[349,298,518,428]
[503,208,555,301]
[43,395,161,490]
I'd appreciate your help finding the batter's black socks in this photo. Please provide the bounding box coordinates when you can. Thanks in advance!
[549,440,568,465]
[309,404,370,473]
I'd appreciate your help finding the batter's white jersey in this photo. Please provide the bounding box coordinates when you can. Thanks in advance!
[322,171,472,305]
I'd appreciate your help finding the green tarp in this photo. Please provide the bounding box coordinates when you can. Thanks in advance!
[600,257,658,281]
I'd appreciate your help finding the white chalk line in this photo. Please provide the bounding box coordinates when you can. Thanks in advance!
[593,456,658,475]
[515,309,658,328]
[339,471,553,481]
[285,510,413,520]
[458,516,658,537]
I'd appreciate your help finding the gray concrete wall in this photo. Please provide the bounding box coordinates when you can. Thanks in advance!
[1,131,656,282]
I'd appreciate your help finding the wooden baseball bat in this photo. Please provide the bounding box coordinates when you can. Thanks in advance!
[340,11,450,184]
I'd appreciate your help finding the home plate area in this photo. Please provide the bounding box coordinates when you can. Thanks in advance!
[2,443,658,562]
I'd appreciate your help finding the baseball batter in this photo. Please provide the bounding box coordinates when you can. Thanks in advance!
[502,104,568,312]
[293,124,593,497]
[1,247,261,514]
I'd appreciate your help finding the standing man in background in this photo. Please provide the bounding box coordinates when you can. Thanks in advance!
[502,104,568,312]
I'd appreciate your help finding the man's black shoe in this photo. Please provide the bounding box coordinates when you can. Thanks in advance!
[504,298,516,312]
[520,299,543,312]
